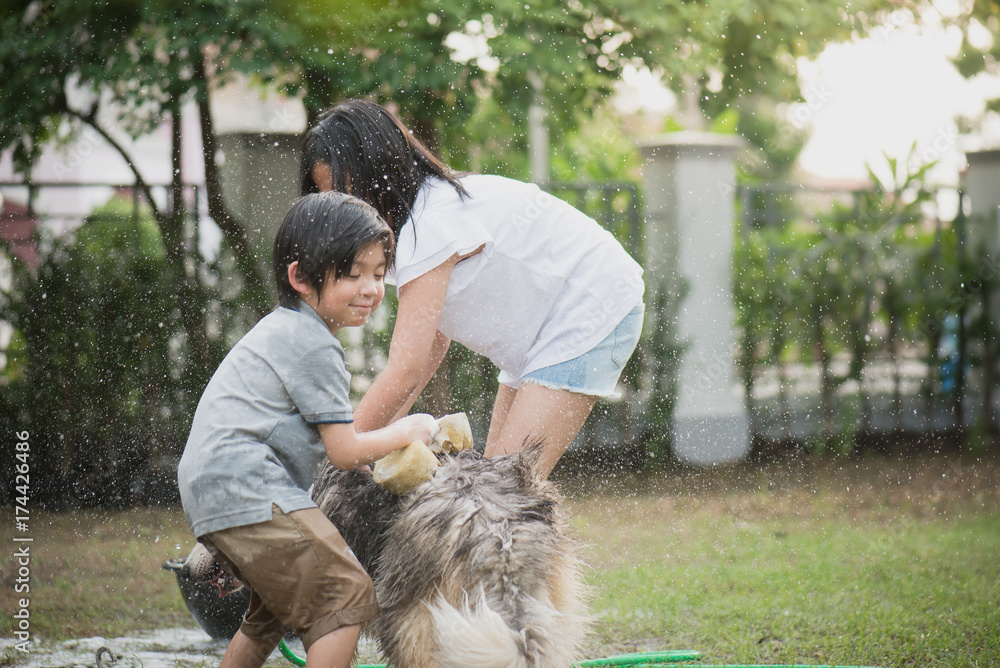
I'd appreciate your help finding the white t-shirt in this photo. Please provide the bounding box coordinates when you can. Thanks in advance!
[386,174,644,382]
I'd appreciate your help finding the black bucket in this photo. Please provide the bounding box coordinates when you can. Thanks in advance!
[162,558,250,640]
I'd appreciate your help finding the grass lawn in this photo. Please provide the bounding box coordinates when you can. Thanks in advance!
[2,451,999,667]
[0,506,196,640]
[561,452,1000,667]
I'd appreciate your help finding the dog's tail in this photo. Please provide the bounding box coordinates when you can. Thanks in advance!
[427,589,527,668]
[427,587,582,668]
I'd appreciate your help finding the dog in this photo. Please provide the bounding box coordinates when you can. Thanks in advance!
[311,443,589,668]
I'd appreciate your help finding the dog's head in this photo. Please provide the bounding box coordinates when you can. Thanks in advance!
[411,440,560,528]
[312,440,558,576]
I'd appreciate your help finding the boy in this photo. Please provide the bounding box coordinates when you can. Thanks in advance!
[177,191,437,668]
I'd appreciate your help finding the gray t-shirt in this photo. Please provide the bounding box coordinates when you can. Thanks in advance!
[177,302,353,537]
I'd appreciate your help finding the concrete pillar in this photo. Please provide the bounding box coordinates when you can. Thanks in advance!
[964,150,1000,257]
[529,103,549,186]
[217,132,302,297]
[640,132,750,465]
[528,73,549,186]
[964,150,1000,425]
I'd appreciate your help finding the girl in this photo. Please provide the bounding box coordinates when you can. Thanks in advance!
[301,100,644,477]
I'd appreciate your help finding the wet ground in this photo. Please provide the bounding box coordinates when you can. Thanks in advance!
[3,629,383,668]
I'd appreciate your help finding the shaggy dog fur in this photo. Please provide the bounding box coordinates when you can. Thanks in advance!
[311,445,589,668]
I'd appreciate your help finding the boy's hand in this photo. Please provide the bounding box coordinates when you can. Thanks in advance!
[397,412,438,446]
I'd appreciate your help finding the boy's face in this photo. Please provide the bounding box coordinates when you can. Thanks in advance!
[297,241,387,333]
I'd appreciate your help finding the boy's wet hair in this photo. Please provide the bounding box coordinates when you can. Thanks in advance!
[299,99,467,237]
[273,191,395,310]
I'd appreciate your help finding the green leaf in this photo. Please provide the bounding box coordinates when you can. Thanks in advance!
[709,107,741,134]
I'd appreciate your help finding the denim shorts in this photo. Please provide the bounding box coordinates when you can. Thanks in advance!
[512,302,644,398]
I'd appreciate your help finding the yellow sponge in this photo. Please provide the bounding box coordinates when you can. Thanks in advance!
[431,412,474,454]
[372,440,440,495]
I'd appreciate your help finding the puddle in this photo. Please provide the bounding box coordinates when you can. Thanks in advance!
[2,628,383,668]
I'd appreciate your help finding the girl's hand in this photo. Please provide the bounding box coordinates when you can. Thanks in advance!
[396,413,439,446]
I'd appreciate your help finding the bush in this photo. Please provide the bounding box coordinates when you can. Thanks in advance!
[2,197,186,507]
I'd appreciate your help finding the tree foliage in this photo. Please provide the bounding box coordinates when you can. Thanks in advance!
[947,0,1000,129]
[1,0,920,189]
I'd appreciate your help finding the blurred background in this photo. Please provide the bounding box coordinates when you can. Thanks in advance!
[2,0,1000,508]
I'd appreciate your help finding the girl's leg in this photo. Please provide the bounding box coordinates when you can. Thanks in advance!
[304,623,363,668]
[483,382,597,478]
[485,383,518,450]
[220,630,281,668]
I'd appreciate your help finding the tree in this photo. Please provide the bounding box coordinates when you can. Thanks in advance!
[949,0,1000,134]
[0,0,397,504]
[289,0,913,176]
[2,0,915,217]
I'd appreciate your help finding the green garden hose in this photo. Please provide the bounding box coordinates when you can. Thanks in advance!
[277,641,700,667]
[577,651,703,666]
[278,638,306,666]
[276,638,882,668]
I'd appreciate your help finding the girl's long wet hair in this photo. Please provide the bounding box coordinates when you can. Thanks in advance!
[273,191,395,310]
[299,99,468,237]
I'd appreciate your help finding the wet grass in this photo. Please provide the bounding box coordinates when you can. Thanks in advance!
[561,451,1000,667]
[2,452,999,667]
[0,506,195,641]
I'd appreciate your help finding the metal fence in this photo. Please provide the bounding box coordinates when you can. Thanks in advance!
[540,182,649,467]
[736,184,998,449]
[554,180,999,456]
[7,177,991,479]
[2,180,653,478]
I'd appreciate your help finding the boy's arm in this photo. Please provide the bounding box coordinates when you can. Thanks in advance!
[318,414,437,471]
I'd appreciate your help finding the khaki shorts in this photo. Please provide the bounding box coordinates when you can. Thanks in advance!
[201,505,379,650]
